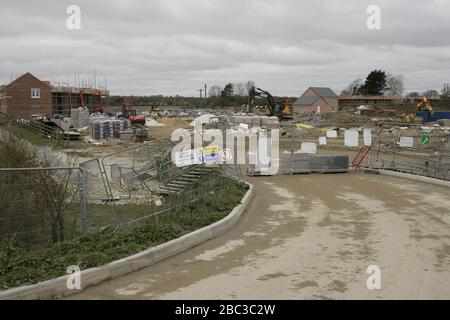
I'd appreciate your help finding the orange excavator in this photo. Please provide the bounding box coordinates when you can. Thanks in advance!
[120,101,145,126]
[405,96,434,123]
[248,86,294,120]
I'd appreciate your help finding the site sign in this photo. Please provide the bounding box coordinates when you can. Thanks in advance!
[421,132,431,145]
[202,145,219,163]
[174,148,202,167]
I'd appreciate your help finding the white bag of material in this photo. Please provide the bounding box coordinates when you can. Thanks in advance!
[239,123,249,130]
[399,136,414,148]
[326,130,337,138]
[344,130,359,147]
[300,142,317,154]
[363,128,372,146]
[319,137,327,145]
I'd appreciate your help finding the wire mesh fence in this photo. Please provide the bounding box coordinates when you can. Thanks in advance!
[0,120,246,251]
[82,124,245,230]
[0,167,86,250]
[366,140,450,181]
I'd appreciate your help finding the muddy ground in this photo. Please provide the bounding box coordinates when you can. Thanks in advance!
[68,172,450,300]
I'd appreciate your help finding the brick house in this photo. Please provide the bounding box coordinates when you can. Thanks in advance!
[1,72,109,118]
[0,72,52,118]
[292,87,338,114]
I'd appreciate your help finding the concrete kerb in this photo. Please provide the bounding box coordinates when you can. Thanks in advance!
[374,169,450,188]
[0,182,254,300]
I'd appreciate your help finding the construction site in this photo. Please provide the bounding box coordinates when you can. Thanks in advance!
[1,70,449,300]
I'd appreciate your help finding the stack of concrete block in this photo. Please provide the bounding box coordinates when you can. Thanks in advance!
[119,131,132,140]
[309,155,349,173]
[267,117,280,129]
[260,116,269,126]
[280,151,311,174]
[71,107,89,129]
[251,116,261,127]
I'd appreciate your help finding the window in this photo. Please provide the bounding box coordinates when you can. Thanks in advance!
[332,106,336,112]
[31,88,40,99]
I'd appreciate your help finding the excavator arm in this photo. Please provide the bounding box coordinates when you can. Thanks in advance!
[415,96,434,115]
[248,87,276,116]
[248,86,294,119]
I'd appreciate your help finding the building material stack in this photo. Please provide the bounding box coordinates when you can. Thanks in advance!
[88,116,129,141]
[309,155,349,173]
[71,107,89,129]
[280,151,311,174]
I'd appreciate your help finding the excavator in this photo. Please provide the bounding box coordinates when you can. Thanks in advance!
[150,104,161,117]
[405,96,434,123]
[248,86,294,120]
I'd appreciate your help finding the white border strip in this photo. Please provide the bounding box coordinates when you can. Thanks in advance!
[376,169,450,188]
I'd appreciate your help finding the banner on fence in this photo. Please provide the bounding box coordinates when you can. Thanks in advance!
[399,136,414,148]
[319,137,327,145]
[344,130,359,147]
[363,128,372,146]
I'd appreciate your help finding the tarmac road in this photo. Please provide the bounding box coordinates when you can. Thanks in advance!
[69,172,450,299]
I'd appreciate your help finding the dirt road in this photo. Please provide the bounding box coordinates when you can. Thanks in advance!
[69,172,450,299]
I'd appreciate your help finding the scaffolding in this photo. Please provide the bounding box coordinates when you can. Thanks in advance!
[51,86,109,116]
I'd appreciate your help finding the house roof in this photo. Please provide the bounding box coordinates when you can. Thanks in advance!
[3,72,51,89]
[293,96,320,105]
[293,87,337,105]
[309,87,337,97]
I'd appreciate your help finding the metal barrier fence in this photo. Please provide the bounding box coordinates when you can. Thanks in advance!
[0,167,87,250]
[80,121,244,230]
[366,140,450,181]
[0,120,245,250]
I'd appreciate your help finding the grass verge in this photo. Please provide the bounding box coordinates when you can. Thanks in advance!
[0,175,247,290]
[4,126,53,147]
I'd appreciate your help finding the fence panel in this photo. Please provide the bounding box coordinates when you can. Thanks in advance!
[366,140,450,181]
[0,167,86,250]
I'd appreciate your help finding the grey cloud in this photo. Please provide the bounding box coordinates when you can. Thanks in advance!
[0,0,449,96]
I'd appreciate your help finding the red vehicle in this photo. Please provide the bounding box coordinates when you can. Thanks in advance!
[121,101,145,126]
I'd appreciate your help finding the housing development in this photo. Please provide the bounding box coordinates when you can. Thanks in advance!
[0,0,449,306]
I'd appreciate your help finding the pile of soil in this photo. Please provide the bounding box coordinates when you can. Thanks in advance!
[149,117,190,139]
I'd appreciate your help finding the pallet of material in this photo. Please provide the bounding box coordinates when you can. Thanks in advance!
[280,152,311,174]
[309,155,349,173]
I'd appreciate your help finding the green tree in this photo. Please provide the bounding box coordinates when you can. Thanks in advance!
[221,83,234,97]
[357,70,388,95]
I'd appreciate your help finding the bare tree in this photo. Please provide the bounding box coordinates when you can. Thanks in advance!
[245,81,256,95]
[208,85,223,97]
[385,74,404,96]
[233,83,246,96]
[340,78,363,95]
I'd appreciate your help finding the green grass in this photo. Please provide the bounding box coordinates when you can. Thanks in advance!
[0,176,247,290]
[4,126,52,147]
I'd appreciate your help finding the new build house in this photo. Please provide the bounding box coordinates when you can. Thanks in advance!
[0,72,109,119]
[292,87,338,114]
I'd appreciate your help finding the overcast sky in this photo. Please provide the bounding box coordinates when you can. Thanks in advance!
[0,0,449,96]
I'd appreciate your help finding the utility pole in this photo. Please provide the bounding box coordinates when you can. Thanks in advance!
[204,84,207,107]
[198,88,204,107]
[443,83,449,97]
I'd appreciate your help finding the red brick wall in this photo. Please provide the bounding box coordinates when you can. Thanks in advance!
[2,73,52,119]
[293,98,337,114]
